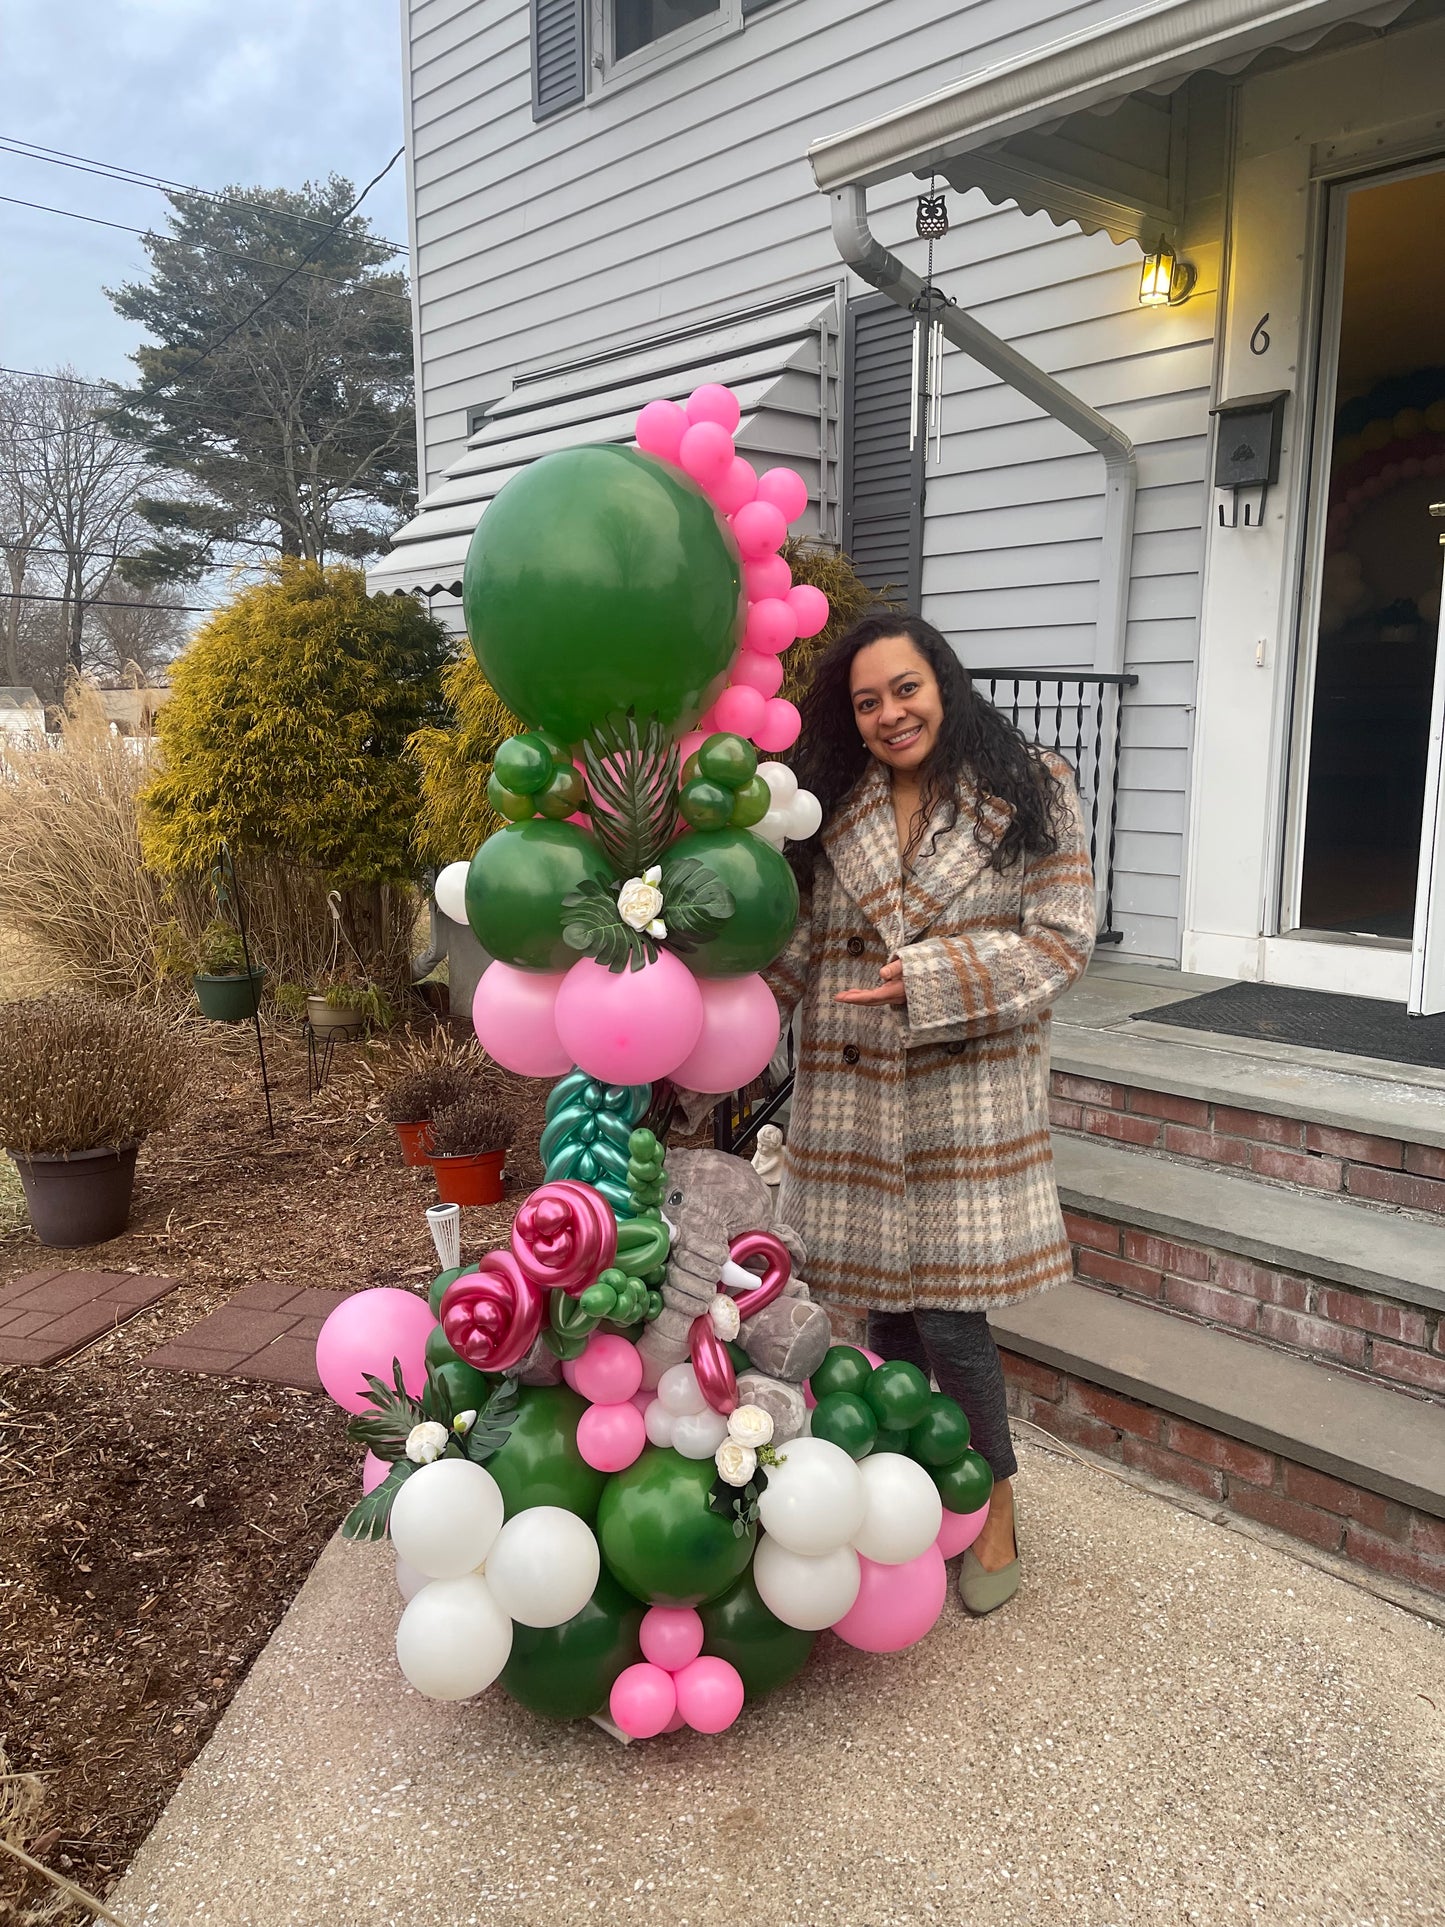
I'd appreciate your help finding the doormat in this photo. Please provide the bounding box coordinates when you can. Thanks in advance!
[1137,981,1445,1070]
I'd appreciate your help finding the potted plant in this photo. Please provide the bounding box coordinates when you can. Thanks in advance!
[425,1090,515,1205]
[0,995,193,1246]
[190,919,266,1023]
[380,1065,471,1166]
[307,968,393,1039]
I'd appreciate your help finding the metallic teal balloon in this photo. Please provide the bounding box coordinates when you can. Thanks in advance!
[596,1447,756,1607]
[499,1567,644,1721]
[465,819,613,972]
[487,1385,606,1522]
[666,829,800,978]
[699,1569,816,1699]
[463,446,742,743]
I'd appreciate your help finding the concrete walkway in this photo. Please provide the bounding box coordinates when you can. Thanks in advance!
[112,1439,1445,1927]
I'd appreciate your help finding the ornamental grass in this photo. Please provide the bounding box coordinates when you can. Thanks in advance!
[0,994,195,1156]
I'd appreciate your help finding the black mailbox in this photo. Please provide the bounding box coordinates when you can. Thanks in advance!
[1210,390,1288,526]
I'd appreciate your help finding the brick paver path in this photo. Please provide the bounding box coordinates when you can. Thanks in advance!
[0,1270,181,1366]
[143,1282,343,1391]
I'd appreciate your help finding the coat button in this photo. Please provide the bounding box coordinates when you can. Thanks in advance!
[847,936,865,956]
[946,1041,965,1055]
[842,1044,860,1065]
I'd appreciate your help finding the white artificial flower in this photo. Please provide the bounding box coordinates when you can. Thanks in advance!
[452,1410,478,1436]
[707,1293,741,1342]
[715,1440,758,1488]
[647,917,668,940]
[404,1420,450,1465]
[618,873,665,932]
[727,1404,774,1449]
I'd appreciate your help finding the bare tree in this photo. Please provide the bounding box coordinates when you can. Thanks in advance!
[0,373,51,685]
[87,581,188,685]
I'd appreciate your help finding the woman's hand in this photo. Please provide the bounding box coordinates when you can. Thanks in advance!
[835,958,906,1006]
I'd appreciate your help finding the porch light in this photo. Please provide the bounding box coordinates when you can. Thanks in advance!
[1139,235,1196,307]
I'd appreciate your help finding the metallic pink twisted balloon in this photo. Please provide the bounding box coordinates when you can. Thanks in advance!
[511,1179,618,1296]
[689,1315,738,1416]
[439,1252,543,1373]
[727,1231,791,1318]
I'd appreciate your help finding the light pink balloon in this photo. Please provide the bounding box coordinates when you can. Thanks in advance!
[745,555,792,602]
[731,500,787,560]
[609,1662,677,1739]
[754,467,808,524]
[674,1655,745,1734]
[676,729,708,766]
[630,1388,654,1414]
[634,397,687,463]
[744,598,798,656]
[554,952,704,1085]
[788,583,830,639]
[711,456,757,516]
[753,696,801,754]
[936,1502,991,1559]
[694,705,720,737]
[576,1400,646,1473]
[472,963,573,1078]
[669,974,781,1096]
[731,650,785,697]
[640,1606,705,1673]
[362,1450,390,1495]
[315,1288,437,1416]
[572,1332,644,1405]
[685,383,741,432]
[713,683,767,740]
[679,421,734,488]
[832,1545,947,1653]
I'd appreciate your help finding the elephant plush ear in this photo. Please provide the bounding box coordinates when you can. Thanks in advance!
[770,1218,808,1278]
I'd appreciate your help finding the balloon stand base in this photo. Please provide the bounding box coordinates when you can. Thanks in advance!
[589,1712,633,1746]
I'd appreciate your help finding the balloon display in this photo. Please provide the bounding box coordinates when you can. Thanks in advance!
[465,820,613,973]
[665,829,800,978]
[596,1447,757,1607]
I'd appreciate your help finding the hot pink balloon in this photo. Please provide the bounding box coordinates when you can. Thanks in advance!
[711,456,757,516]
[694,704,720,736]
[731,499,787,560]
[832,1545,948,1653]
[676,729,708,766]
[713,683,767,740]
[753,696,801,754]
[362,1450,390,1495]
[744,598,798,656]
[936,1502,991,1559]
[679,421,734,488]
[669,974,781,1096]
[745,555,792,602]
[575,1400,646,1473]
[609,1662,677,1739]
[572,1331,644,1405]
[472,964,572,1077]
[731,649,785,697]
[788,582,830,638]
[754,466,808,523]
[685,383,741,432]
[315,1288,436,1416]
[554,952,703,1085]
[674,1655,745,1734]
[634,397,687,463]
[640,1606,705,1673]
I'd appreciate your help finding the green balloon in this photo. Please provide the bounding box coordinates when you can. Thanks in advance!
[725,1340,751,1375]
[810,1344,874,1400]
[864,1360,932,1431]
[699,1569,815,1699]
[596,1447,756,1607]
[493,733,555,796]
[666,829,800,978]
[932,1447,994,1514]
[486,772,535,821]
[428,1266,466,1318]
[534,764,586,820]
[872,1426,910,1454]
[423,1322,496,1411]
[465,819,614,972]
[697,732,757,790]
[500,1567,644,1721]
[729,775,772,829]
[679,778,733,832]
[463,445,741,743]
[909,1393,972,1466]
[488,1385,606,1522]
[810,1390,878,1460]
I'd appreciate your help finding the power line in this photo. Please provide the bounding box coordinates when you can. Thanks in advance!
[4,588,210,613]
[0,365,113,387]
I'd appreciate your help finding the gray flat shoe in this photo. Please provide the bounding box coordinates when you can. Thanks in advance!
[958,1524,1020,1616]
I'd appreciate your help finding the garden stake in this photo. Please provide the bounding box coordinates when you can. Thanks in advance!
[217,842,275,1137]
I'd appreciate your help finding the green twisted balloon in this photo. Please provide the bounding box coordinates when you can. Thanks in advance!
[540,1073,651,1216]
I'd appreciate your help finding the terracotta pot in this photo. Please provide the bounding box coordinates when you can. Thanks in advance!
[307,993,364,1037]
[9,1143,139,1247]
[193,968,265,1022]
[394,1120,432,1166]
[428,1148,506,1206]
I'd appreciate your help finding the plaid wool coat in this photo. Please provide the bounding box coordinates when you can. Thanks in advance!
[769,756,1095,1314]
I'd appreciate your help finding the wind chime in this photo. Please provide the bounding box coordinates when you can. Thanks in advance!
[910,179,951,466]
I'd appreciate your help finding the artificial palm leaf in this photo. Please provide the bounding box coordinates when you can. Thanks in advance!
[345,1356,422,1460]
[463,1373,521,1464]
[657,856,734,951]
[341,1460,414,1542]
[580,713,679,878]
[561,879,657,973]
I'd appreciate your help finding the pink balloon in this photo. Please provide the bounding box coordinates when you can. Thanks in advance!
[662,1707,687,1733]
[731,500,787,560]
[713,683,767,740]
[832,1545,948,1653]
[676,729,708,766]
[572,1332,644,1405]
[575,1400,647,1473]
[679,421,734,487]
[731,649,785,697]
[754,466,808,524]
[745,555,792,602]
[472,963,573,1077]
[711,456,757,516]
[634,397,687,463]
[629,1388,653,1414]
[673,1655,745,1734]
[640,1606,705,1672]
[609,1662,677,1739]
[362,1450,390,1495]
[685,383,741,432]
[315,1288,436,1416]
[694,704,720,736]
[753,696,801,754]
[744,598,798,656]
[669,974,780,1096]
[936,1502,991,1559]
[554,952,704,1085]
[788,583,830,639]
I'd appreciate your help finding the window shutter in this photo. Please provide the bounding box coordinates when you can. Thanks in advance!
[532,0,585,121]
[842,294,924,610]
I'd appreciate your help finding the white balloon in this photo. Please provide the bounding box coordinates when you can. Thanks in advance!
[782,790,823,842]
[395,1573,512,1700]
[852,1453,944,1565]
[388,1458,504,1581]
[644,1398,678,1448]
[751,811,788,850]
[756,761,798,808]
[483,1506,599,1628]
[395,1556,429,1603]
[756,1437,866,1555]
[433,860,471,924]
[754,1536,861,1630]
[671,1407,730,1460]
[657,1363,707,1417]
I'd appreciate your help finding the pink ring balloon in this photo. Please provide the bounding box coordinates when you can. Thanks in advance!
[727,1231,791,1319]
[689,1314,739,1415]
[511,1179,618,1294]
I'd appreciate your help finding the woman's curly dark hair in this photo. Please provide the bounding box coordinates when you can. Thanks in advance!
[788,611,1070,885]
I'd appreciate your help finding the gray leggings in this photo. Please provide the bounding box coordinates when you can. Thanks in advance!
[865,1308,1019,1481]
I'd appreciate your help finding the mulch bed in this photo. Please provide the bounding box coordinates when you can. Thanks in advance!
[0,1022,545,1925]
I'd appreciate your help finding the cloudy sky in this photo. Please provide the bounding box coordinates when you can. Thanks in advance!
[3,0,408,383]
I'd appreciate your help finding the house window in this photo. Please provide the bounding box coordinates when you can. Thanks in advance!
[614,0,718,58]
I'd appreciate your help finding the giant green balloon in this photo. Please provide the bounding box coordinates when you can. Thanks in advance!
[488,1385,606,1522]
[666,829,800,978]
[499,1567,644,1721]
[698,1569,816,1699]
[596,1447,756,1607]
[464,819,613,972]
[463,446,742,743]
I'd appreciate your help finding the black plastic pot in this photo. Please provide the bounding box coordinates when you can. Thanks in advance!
[9,1143,140,1247]
[194,968,265,1022]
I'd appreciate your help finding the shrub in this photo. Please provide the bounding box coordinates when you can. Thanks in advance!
[779,540,893,710]
[380,1064,471,1125]
[0,995,195,1155]
[428,1091,516,1157]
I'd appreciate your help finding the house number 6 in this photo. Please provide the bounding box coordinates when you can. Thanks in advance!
[1249,315,1270,356]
